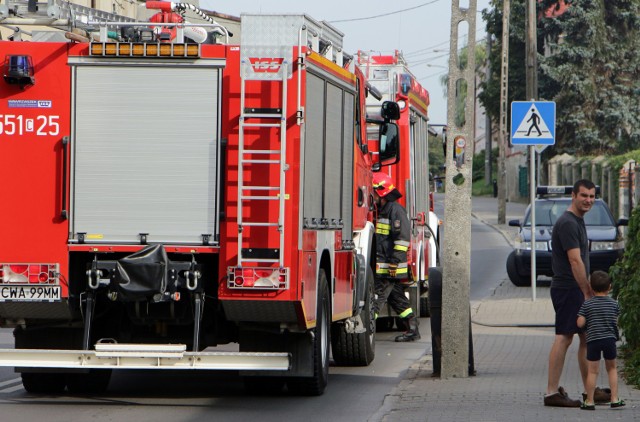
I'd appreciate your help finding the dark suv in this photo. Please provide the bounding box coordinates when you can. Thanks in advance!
[506,186,628,287]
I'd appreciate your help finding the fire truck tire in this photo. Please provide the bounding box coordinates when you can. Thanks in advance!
[66,369,112,394]
[21,372,66,394]
[330,269,376,366]
[287,269,330,396]
[419,296,430,318]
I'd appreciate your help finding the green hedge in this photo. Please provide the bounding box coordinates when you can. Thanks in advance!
[550,151,640,386]
[610,203,640,387]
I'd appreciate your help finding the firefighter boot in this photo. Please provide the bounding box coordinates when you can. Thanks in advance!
[395,315,420,342]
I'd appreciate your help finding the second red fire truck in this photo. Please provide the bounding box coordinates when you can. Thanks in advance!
[358,50,440,322]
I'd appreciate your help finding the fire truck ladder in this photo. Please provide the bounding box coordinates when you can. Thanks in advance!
[0,0,136,29]
[236,61,289,268]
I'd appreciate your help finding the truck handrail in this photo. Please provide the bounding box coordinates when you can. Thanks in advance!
[89,21,230,44]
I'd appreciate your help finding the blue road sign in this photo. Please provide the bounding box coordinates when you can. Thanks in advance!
[511,101,556,145]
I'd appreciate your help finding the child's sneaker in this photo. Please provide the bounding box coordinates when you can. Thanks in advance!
[610,399,626,409]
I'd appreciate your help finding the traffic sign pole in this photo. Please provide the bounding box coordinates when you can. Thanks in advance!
[530,145,536,301]
[511,100,555,302]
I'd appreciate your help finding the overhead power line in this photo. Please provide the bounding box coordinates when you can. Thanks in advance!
[328,0,443,23]
[403,29,486,58]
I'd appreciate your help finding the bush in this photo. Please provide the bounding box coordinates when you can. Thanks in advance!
[470,148,498,196]
[610,205,640,388]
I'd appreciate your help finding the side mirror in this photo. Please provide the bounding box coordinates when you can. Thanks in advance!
[379,122,399,165]
[380,101,400,121]
[508,219,521,227]
[617,218,629,227]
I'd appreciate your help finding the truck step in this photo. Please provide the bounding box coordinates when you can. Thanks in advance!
[243,107,282,118]
[240,195,279,200]
[237,258,280,263]
[241,122,281,128]
[0,346,290,371]
[240,159,280,164]
[243,150,281,155]
[242,186,279,191]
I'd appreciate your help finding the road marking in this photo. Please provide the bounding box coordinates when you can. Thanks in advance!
[0,377,22,393]
[0,383,23,394]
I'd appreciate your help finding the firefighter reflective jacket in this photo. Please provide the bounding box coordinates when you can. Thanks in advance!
[375,199,410,279]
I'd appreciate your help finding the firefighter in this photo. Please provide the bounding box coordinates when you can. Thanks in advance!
[372,172,420,342]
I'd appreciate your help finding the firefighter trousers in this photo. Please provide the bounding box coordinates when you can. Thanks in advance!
[373,277,412,317]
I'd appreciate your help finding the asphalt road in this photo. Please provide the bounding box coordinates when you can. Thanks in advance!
[0,195,513,421]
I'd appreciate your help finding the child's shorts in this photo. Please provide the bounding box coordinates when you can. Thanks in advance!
[586,338,617,361]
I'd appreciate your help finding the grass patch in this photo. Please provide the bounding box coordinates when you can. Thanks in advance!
[472,177,495,197]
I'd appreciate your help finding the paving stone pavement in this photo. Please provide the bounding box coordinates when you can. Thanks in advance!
[369,196,640,422]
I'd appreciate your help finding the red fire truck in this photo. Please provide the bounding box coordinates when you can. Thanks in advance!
[0,4,400,396]
[358,50,440,322]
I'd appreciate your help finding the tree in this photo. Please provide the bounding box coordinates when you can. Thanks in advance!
[439,44,487,128]
[480,0,640,155]
[477,0,528,136]
[538,0,640,154]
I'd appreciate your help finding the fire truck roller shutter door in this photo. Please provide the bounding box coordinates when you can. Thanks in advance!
[303,73,324,227]
[324,83,343,228]
[341,92,355,242]
[303,71,355,233]
[70,63,222,244]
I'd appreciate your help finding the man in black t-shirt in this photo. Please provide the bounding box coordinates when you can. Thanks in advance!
[544,180,612,407]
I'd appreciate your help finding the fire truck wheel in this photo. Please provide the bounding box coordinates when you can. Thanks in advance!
[419,296,431,318]
[330,269,375,366]
[21,372,66,394]
[288,269,330,396]
[66,369,112,394]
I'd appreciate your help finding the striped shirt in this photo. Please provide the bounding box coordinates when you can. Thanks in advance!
[578,296,620,343]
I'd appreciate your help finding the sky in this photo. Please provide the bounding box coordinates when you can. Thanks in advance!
[199,0,493,125]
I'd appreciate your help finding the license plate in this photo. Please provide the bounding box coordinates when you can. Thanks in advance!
[0,285,61,302]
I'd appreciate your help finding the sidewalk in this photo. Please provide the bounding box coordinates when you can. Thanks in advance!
[370,196,640,422]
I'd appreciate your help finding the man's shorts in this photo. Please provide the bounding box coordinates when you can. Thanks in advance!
[550,287,585,335]
[586,338,617,361]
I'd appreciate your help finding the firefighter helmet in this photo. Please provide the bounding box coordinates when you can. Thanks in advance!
[372,172,396,198]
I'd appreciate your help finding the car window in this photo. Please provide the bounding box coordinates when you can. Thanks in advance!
[524,201,556,226]
[523,200,614,227]
[584,202,615,226]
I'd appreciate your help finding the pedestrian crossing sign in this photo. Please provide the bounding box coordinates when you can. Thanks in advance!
[511,101,555,145]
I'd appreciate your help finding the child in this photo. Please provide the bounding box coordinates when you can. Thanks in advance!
[577,270,625,410]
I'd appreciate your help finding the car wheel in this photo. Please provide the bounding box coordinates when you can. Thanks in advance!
[506,251,531,287]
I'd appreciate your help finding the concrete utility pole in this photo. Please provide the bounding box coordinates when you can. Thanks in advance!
[525,0,538,101]
[497,0,510,224]
[526,0,538,193]
[442,0,477,378]
[484,35,493,186]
